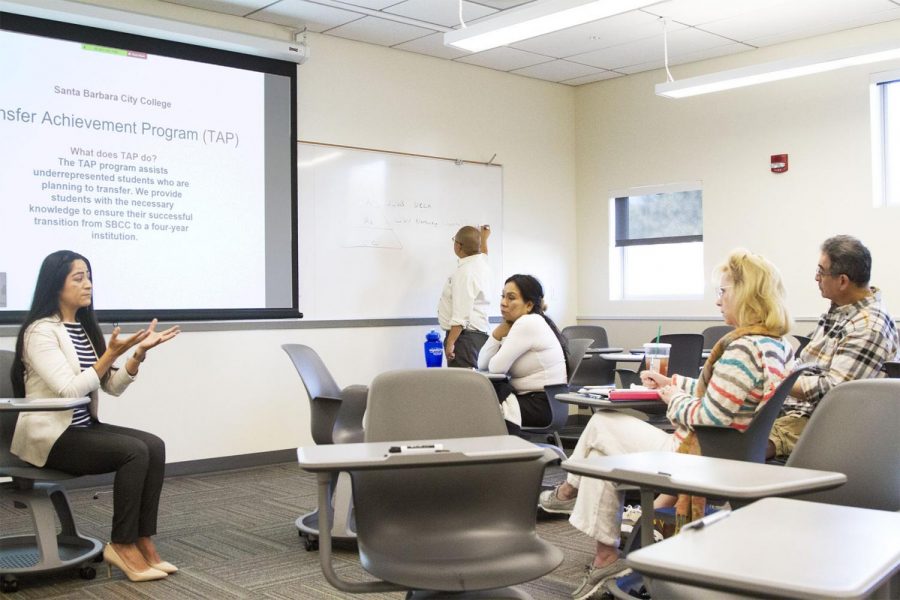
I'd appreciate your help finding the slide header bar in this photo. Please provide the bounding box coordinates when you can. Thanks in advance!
[0,0,308,64]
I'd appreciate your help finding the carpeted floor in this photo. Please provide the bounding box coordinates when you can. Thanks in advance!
[1,463,599,599]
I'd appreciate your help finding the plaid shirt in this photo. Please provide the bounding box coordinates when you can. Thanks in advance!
[784,287,899,417]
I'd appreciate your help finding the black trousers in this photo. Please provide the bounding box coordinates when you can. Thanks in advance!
[491,380,551,435]
[446,329,488,369]
[44,422,165,544]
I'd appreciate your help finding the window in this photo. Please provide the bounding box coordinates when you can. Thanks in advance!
[609,185,704,300]
[872,71,900,207]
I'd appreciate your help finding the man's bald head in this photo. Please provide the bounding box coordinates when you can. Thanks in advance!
[454,226,482,256]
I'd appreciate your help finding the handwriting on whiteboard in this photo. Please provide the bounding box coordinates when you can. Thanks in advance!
[343,194,441,249]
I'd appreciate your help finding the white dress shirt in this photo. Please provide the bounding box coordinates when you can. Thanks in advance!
[437,253,491,333]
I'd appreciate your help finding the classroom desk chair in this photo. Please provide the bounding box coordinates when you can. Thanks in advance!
[299,368,562,599]
[0,350,102,592]
[282,344,367,550]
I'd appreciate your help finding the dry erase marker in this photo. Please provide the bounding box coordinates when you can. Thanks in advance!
[387,444,445,453]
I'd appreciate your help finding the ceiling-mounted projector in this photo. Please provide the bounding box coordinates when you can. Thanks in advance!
[0,0,308,64]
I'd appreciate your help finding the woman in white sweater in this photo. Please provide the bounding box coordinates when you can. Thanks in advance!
[11,251,179,583]
[477,274,568,433]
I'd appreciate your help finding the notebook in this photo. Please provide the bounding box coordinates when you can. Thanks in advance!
[607,389,662,401]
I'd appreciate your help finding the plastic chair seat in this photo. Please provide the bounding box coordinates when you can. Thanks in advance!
[701,325,733,350]
[561,325,609,349]
[563,326,615,387]
[883,361,900,378]
[694,365,814,464]
[2,466,77,481]
[361,535,560,592]
[352,456,562,593]
[785,378,900,510]
[520,383,574,449]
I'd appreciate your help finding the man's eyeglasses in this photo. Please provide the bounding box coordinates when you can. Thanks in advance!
[715,286,731,299]
[816,266,840,279]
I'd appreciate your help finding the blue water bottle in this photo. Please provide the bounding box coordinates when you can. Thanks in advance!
[424,330,443,368]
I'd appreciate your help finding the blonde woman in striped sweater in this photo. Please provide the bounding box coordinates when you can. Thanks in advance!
[539,249,794,600]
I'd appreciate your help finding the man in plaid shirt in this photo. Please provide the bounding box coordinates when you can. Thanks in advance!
[767,235,899,459]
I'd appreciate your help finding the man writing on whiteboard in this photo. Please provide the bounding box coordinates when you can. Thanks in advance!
[437,225,491,368]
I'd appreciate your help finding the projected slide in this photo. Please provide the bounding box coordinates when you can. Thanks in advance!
[0,29,273,313]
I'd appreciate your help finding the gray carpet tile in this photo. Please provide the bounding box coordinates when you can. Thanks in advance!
[1,462,598,598]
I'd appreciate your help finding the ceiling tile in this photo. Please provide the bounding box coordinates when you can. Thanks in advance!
[568,26,736,70]
[249,0,363,32]
[511,10,685,59]
[744,6,900,47]
[512,59,606,83]
[160,0,273,16]
[455,46,553,71]
[695,0,900,43]
[472,0,534,8]
[561,70,624,86]
[330,0,402,9]
[394,32,470,59]
[642,0,787,27]
[616,41,752,75]
[326,15,437,46]
[385,0,497,28]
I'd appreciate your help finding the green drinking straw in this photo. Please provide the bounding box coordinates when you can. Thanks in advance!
[655,325,662,344]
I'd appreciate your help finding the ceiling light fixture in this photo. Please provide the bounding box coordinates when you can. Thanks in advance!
[444,0,662,54]
[656,38,900,99]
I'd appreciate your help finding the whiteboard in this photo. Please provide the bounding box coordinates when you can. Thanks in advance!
[298,143,503,321]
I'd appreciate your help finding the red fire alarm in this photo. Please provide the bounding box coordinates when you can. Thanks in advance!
[771,154,788,173]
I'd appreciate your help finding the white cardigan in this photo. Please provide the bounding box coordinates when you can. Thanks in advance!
[11,316,134,467]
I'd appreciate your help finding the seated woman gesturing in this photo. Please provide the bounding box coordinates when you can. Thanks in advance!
[11,250,180,582]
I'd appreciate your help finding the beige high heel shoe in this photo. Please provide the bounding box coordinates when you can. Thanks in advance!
[103,543,168,582]
[148,560,178,574]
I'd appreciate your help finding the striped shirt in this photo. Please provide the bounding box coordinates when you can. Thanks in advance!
[667,335,794,446]
[783,287,899,418]
[63,322,96,427]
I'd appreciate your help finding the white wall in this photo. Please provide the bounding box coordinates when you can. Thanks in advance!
[10,1,898,459]
[0,0,578,462]
[575,19,900,351]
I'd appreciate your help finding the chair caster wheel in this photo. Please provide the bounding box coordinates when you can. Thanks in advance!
[0,577,18,593]
[303,536,319,551]
[79,566,97,580]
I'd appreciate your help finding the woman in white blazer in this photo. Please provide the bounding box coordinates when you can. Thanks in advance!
[10,250,179,582]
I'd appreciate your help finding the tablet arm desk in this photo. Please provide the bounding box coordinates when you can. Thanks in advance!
[562,452,846,550]
[627,497,900,600]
